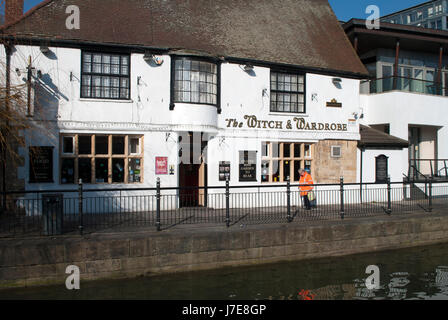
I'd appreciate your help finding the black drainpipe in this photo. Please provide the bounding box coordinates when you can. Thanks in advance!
[360,146,364,204]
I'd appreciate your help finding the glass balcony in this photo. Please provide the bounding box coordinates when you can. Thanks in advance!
[362,76,448,96]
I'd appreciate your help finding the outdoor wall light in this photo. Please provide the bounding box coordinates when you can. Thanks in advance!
[40,45,50,54]
[144,53,164,65]
[244,64,254,72]
[332,77,342,84]
[143,52,153,62]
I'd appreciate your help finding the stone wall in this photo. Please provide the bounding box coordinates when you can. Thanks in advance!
[1,212,448,289]
[314,140,357,183]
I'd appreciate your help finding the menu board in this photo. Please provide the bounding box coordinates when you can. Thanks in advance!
[375,155,388,183]
[239,151,257,182]
[29,147,53,183]
[219,161,231,181]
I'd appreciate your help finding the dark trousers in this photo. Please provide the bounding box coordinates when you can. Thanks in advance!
[302,195,311,210]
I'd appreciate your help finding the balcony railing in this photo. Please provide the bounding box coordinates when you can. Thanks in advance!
[408,159,448,182]
[362,76,448,96]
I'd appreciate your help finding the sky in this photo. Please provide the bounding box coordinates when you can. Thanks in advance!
[15,0,435,21]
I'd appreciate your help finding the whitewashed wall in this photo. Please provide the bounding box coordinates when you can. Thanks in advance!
[356,148,406,183]
[2,44,366,214]
[360,91,448,180]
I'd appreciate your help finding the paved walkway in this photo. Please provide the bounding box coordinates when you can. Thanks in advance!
[1,196,447,239]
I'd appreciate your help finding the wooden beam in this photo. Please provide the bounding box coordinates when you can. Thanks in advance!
[437,45,444,93]
[393,39,400,90]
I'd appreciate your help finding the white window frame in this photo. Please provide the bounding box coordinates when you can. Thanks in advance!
[331,146,342,158]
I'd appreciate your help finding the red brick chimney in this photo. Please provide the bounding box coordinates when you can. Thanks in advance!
[4,0,24,25]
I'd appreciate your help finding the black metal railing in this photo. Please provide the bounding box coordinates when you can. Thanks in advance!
[1,178,447,237]
[408,159,448,181]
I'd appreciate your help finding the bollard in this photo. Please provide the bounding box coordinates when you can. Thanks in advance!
[225,177,230,228]
[428,177,433,212]
[386,176,392,214]
[156,178,161,231]
[340,177,345,220]
[287,177,292,223]
[78,179,84,235]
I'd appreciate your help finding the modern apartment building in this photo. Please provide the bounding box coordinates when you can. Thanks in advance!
[381,0,448,30]
[344,19,448,183]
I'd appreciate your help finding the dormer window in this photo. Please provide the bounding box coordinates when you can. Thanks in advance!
[81,51,130,100]
[172,57,218,106]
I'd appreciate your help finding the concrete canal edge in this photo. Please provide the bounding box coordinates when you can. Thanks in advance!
[2,211,448,289]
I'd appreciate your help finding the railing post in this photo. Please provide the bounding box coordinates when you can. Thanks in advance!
[443,160,448,178]
[428,177,433,212]
[287,177,292,223]
[78,179,83,235]
[387,176,392,215]
[340,176,345,220]
[156,178,161,231]
[225,177,230,228]
[1,190,5,216]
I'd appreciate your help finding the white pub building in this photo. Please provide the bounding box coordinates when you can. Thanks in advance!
[2,0,443,209]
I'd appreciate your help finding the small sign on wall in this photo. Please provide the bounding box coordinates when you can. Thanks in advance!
[219,161,231,181]
[29,146,54,183]
[155,157,168,175]
[239,151,257,182]
[326,98,342,108]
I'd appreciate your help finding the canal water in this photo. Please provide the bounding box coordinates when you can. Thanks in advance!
[1,242,448,300]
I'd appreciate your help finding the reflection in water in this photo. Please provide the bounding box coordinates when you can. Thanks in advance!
[387,272,410,300]
[0,243,447,300]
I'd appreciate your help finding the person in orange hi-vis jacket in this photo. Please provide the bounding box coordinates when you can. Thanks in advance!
[298,169,314,210]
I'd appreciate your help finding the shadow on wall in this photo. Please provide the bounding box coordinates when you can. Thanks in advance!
[34,73,69,121]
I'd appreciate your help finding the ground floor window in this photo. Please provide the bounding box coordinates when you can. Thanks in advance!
[60,134,143,184]
[261,142,314,183]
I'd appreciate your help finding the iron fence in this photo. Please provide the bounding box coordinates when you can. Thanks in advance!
[1,178,447,237]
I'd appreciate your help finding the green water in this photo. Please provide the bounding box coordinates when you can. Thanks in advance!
[1,243,448,300]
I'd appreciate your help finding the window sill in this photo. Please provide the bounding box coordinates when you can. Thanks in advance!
[79,98,134,103]
[268,112,309,117]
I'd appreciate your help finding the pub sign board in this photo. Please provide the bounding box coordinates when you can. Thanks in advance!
[239,151,257,182]
[29,146,54,183]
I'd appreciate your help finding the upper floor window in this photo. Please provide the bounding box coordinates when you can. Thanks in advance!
[81,52,130,100]
[173,57,218,106]
[270,71,305,113]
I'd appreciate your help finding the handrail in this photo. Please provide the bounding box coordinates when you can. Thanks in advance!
[409,164,429,181]
[410,159,448,161]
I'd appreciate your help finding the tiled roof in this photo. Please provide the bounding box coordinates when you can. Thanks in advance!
[359,125,409,149]
[0,0,368,77]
